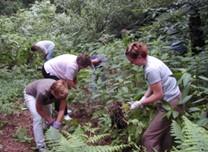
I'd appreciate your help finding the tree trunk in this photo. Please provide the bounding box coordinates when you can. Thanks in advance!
[188,7,205,55]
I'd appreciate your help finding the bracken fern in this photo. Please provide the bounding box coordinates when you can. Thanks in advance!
[171,116,208,152]
[45,126,129,152]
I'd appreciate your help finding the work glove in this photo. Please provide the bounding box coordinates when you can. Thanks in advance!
[51,121,61,129]
[129,96,146,110]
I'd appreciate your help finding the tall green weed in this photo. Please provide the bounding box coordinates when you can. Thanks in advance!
[0,65,41,114]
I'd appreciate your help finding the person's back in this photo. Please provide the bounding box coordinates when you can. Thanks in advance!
[31,40,55,61]
[42,53,93,120]
[144,55,180,102]
[43,54,78,80]
[25,79,56,105]
[34,40,55,54]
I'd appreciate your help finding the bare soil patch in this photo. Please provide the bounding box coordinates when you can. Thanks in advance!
[0,110,34,152]
[0,101,106,152]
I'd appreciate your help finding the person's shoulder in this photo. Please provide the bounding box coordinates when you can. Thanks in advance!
[41,40,53,43]
[145,65,158,73]
[65,54,78,60]
[56,54,77,58]
[148,55,159,61]
[45,40,55,45]
[26,79,51,89]
[36,40,54,44]
[148,55,164,65]
[145,56,160,72]
[45,54,75,64]
[36,79,56,91]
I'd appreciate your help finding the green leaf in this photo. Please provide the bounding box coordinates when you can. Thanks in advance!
[181,95,192,104]
[172,111,179,119]
[188,107,201,112]
[183,73,192,86]
[198,76,208,81]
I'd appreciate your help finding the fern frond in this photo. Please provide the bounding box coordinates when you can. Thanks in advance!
[83,123,100,134]
[84,144,129,152]
[171,120,184,144]
[171,116,208,152]
[181,116,208,152]
[45,126,129,152]
[87,133,110,144]
[45,127,63,152]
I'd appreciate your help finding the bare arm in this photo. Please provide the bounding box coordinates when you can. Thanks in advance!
[56,100,67,122]
[142,81,164,105]
[144,86,152,98]
[36,100,53,123]
[91,58,102,67]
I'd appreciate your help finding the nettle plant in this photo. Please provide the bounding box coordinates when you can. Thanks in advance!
[0,65,40,114]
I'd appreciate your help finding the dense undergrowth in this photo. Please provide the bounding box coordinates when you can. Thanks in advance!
[0,0,208,151]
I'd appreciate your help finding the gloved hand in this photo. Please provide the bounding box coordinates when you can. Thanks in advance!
[129,96,146,110]
[52,121,61,129]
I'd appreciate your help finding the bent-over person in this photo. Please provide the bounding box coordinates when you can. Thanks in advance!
[23,79,68,152]
[126,42,183,152]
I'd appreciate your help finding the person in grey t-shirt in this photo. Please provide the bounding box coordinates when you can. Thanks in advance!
[24,79,68,152]
[31,40,55,61]
[125,42,183,152]
[42,53,106,120]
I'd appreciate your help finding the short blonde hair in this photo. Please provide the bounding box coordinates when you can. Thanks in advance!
[50,80,68,99]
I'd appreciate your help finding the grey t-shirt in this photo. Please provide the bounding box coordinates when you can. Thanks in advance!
[25,79,56,105]
[35,40,55,54]
[144,56,180,102]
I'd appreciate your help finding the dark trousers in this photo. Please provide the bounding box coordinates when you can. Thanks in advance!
[42,66,68,115]
[142,96,183,152]
[42,65,59,80]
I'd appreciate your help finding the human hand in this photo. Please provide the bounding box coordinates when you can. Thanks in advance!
[128,96,146,110]
[91,58,102,67]
[52,121,61,129]
[91,55,107,67]
[128,101,143,110]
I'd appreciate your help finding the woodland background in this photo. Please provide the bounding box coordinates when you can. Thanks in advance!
[0,0,208,152]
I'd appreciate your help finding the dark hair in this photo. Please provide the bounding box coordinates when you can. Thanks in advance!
[31,45,39,52]
[76,54,92,68]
